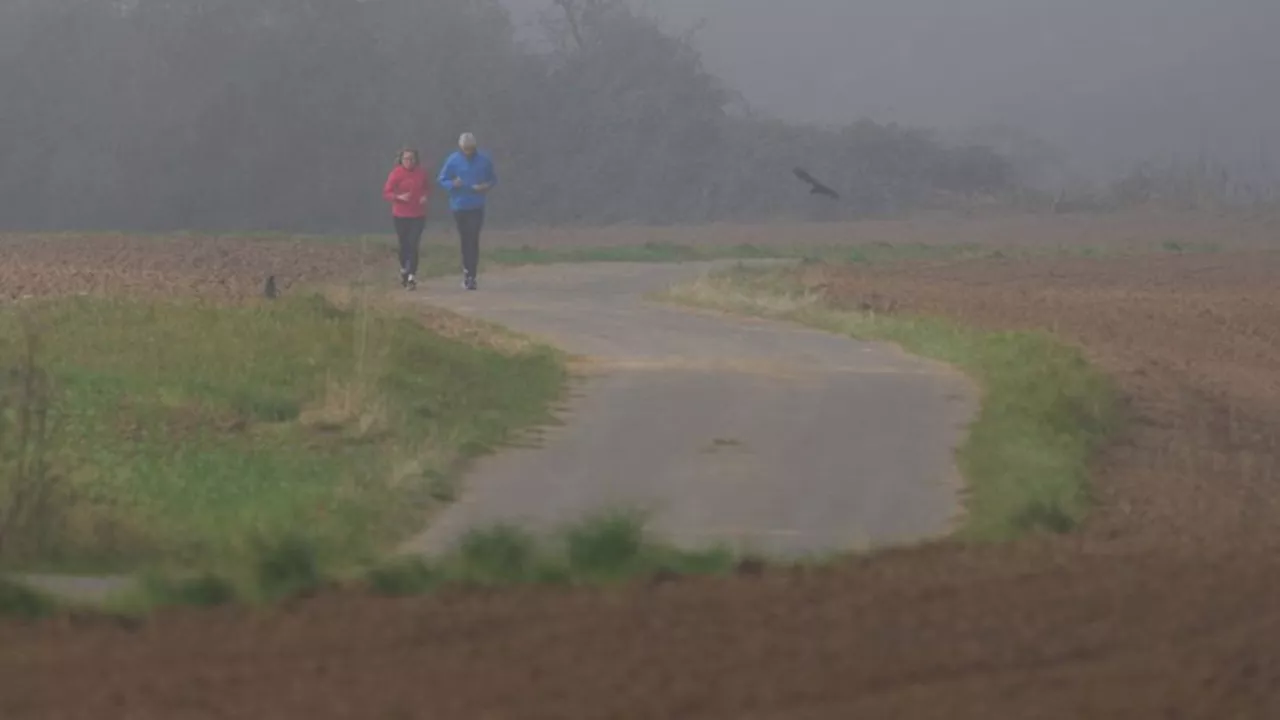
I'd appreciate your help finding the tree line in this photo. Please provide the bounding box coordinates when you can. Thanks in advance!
[0,0,1017,232]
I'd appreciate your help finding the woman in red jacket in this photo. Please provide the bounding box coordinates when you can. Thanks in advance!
[382,147,430,290]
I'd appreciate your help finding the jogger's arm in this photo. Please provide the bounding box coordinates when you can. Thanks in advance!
[382,170,400,203]
[437,156,457,190]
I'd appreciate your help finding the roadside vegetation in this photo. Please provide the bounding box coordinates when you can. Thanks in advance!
[85,510,739,616]
[0,575,57,620]
[479,241,999,269]
[0,291,565,575]
[0,510,741,619]
[457,234,1219,274]
[660,264,1121,540]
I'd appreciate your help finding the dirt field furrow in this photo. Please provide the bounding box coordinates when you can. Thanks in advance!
[4,215,1280,718]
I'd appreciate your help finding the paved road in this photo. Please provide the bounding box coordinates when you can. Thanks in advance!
[15,261,974,601]
[405,261,976,559]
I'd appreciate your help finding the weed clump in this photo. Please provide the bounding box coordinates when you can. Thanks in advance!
[563,511,648,581]
[453,524,542,585]
[138,571,239,608]
[254,535,326,602]
[357,511,740,600]
[366,556,441,596]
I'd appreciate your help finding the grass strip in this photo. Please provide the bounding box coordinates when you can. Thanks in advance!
[658,264,1121,541]
[0,291,565,572]
[96,511,740,614]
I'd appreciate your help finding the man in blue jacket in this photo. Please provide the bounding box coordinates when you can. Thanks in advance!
[438,132,498,290]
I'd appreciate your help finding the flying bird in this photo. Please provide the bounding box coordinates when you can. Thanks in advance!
[792,167,840,199]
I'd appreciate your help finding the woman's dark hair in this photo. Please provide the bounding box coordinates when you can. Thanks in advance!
[397,146,420,167]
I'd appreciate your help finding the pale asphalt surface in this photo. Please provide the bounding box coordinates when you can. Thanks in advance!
[404,261,976,559]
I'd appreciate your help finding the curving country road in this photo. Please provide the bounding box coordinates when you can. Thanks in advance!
[17,260,975,600]
[406,261,976,559]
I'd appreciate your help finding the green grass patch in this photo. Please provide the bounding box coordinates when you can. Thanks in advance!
[659,265,1121,541]
[103,511,738,612]
[251,534,329,602]
[0,291,565,572]
[472,239,1208,273]
[486,241,777,266]
[0,576,57,619]
[477,236,1221,271]
[397,241,790,277]
[365,554,443,596]
[477,241,994,270]
[103,535,329,613]
[365,511,738,593]
[132,570,241,609]
[400,240,1038,277]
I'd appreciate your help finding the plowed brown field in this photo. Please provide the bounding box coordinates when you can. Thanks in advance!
[0,233,381,301]
[4,216,1280,719]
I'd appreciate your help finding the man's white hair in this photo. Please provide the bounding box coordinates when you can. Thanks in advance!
[459,132,477,149]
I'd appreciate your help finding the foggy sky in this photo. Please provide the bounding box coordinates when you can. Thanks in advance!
[506,0,1280,185]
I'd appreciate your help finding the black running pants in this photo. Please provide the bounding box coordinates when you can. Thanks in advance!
[453,208,485,278]
[393,215,425,276]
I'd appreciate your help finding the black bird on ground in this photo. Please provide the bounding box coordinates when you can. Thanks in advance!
[264,275,279,299]
[792,167,840,199]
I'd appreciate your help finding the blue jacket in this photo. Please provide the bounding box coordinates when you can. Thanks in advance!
[437,150,498,212]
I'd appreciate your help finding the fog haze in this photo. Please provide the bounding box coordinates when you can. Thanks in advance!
[3,0,1275,232]
[508,0,1280,184]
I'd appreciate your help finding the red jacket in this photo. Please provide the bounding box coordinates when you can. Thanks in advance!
[383,164,429,218]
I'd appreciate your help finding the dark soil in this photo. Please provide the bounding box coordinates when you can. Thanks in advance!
[4,225,1280,719]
